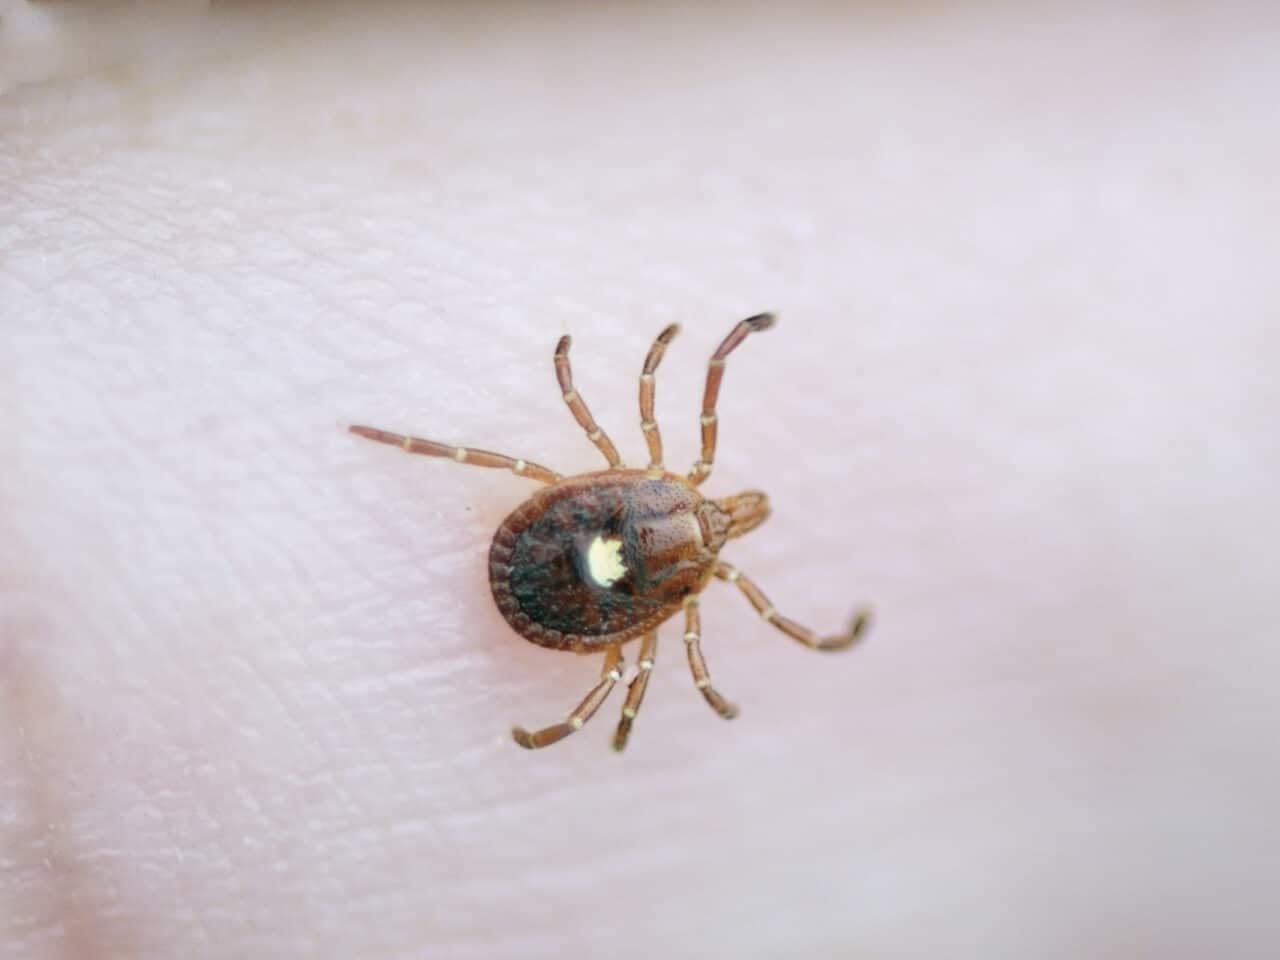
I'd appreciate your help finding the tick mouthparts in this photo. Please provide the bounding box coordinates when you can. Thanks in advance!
[714,490,771,541]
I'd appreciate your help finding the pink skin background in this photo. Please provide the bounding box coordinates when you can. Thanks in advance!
[2,2,1278,957]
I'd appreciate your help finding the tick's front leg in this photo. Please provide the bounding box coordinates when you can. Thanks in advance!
[715,562,871,651]
[689,313,775,486]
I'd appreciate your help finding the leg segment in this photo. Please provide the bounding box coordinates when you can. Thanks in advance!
[348,425,560,484]
[512,647,624,749]
[715,561,871,651]
[638,324,680,470]
[554,335,623,468]
[612,631,658,752]
[690,313,776,486]
[683,595,738,719]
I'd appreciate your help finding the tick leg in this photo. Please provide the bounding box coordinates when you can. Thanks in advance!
[715,561,871,651]
[638,324,680,470]
[612,630,658,752]
[555,335,623,468]
[689,313,776,486]
[512,647,624,749]
[348,425,561,484]
[683,595,738,720]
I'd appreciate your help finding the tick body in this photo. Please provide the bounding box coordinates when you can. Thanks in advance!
[350,314,871,751]
[491,470,738,650]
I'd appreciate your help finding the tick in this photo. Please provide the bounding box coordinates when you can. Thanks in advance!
[350,314,872,751]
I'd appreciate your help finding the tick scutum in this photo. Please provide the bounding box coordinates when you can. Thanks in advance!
[489,470,718,652]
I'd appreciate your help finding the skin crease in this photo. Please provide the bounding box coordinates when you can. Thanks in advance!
[3,2,1280,958]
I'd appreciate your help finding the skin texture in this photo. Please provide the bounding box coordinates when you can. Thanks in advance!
[3,2,1279,957]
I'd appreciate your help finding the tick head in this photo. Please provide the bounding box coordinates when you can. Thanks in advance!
[711,490,771,543]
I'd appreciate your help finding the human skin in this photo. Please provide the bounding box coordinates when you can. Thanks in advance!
[2,2,1279,957]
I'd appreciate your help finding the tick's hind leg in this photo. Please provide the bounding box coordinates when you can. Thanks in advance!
[683,596,739,720]
[690,313,775,486]
[554,335,623,468]
[612,631,658,752]
[715,561,871,651]
[348,425,560,484]
[512,647,624,749]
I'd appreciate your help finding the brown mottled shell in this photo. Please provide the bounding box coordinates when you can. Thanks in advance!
[489,469,728,652]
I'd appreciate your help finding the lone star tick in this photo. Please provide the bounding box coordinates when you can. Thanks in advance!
[349,314,872,751]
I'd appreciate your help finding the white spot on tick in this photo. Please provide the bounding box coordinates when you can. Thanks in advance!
[585,536,627,587]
